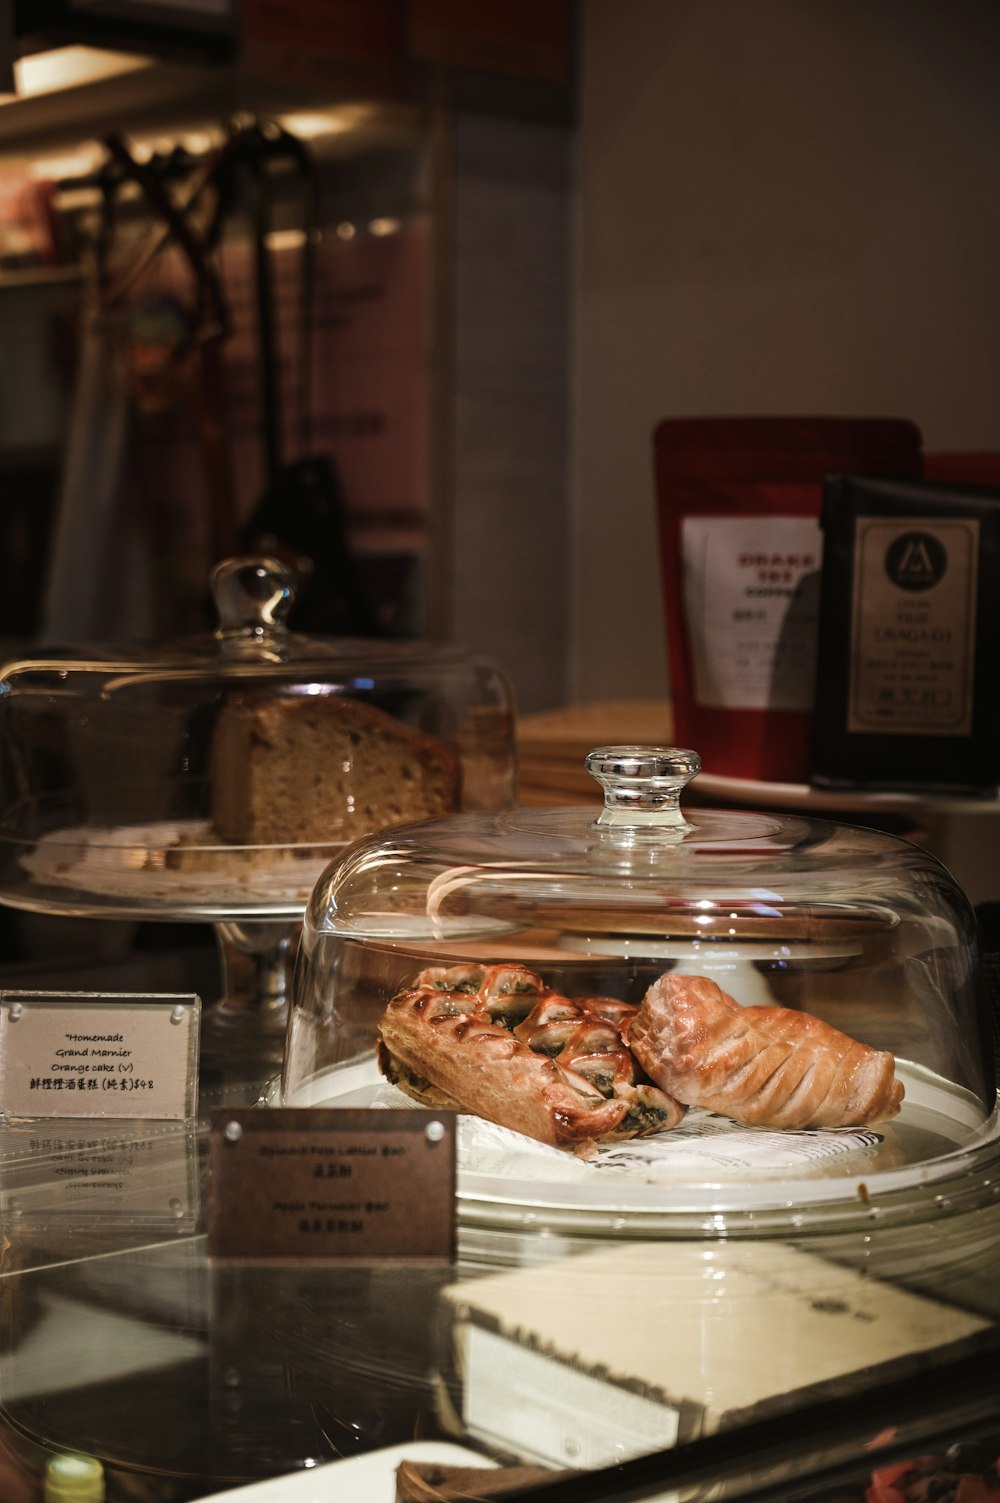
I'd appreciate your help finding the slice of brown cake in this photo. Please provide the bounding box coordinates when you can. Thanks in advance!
[210,691,462,847]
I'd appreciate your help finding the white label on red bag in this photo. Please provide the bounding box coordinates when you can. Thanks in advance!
[682,516,823,711]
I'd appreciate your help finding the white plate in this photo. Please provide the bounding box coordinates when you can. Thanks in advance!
[283,1058,1000,1234]
[198,1441,497,1502]
[4,819,336,919]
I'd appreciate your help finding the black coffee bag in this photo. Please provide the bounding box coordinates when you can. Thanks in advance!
[810,473,1000,795]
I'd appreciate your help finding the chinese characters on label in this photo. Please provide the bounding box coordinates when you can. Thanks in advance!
[30,1029,152,1094]
[208,1109,456,1261]
[0,994,199,1120]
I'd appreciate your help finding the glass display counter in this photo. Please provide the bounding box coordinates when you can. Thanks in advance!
[3,751,999,1503]
[1,1114,999,1503]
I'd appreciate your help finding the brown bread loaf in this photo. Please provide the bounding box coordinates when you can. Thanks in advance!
[210,691,462,846]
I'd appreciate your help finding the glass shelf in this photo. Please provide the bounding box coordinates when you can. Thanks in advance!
[1,1111,998,1502]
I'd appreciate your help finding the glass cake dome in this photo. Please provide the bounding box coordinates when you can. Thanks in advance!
[282,746,1000,1236]
[0,556,516,1060]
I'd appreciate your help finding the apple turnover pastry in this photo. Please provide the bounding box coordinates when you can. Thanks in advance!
[628,973,904,1130]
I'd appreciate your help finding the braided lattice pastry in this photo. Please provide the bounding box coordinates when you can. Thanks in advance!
[376,963,685,1148]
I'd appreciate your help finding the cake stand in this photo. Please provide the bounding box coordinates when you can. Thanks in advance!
[0,784,352,1078]
[0,557,517,1086]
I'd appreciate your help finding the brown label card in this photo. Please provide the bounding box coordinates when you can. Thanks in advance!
[0,992,200,1121]
[207,1108,457,1263]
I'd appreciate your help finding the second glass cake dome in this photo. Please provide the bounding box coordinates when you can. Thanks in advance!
[282,746,1000,1235]
[0,555,518,1063]
[0,556,516,922]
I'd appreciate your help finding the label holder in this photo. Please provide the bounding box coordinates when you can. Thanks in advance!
[0,991,201,1122]
[207,1106,457,1263]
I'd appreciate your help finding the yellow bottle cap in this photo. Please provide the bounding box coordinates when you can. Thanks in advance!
[43,1454,105,1503]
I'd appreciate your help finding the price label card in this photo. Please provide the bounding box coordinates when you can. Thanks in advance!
[207,1107,457,1263]
[0,992,200,1121]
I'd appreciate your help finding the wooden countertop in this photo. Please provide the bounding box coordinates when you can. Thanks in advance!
[516,698,673,805]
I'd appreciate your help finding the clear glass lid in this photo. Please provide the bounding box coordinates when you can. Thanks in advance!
[0,556,516,920]
[284,746,1000,1234]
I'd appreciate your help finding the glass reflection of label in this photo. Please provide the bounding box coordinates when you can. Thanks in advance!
[0,1119,199,1226]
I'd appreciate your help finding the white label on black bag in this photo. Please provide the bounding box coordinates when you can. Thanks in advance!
[682,516,823,712]
[847,516,978,736]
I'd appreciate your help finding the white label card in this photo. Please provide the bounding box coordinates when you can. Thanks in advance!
[0,992,200,1121]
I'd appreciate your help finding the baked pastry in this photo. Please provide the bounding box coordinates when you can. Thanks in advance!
[376,963,685,1148]
[209,690,462,846]
[628,973,904,1130]
[394,1461,577,1501]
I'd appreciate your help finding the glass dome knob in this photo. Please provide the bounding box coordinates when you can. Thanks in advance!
[586,745,701,829]
[211,557,296,648]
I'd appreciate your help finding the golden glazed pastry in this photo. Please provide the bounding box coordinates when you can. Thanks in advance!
[628,973,904,1130]
[210,690,462,847]
[376,963,685,1148]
